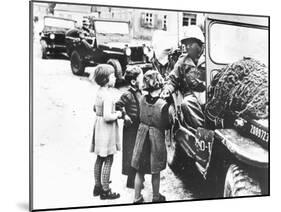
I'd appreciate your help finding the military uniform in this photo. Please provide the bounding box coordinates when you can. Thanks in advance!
[164,53,206,135]
[82,26,95,37]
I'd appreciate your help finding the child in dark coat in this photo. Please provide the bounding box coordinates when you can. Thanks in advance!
[116,66,143,189]
[131,70,172,203]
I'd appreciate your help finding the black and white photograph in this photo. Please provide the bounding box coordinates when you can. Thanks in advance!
[30,0,269,211]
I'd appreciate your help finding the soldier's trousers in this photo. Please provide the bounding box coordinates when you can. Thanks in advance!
[180,93,205,136]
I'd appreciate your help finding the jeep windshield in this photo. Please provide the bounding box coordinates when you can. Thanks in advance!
[94,21,129,35]
[209,23,268,66]
[44,17,76,32]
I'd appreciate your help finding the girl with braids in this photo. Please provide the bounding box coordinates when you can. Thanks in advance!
[131,70,172,203]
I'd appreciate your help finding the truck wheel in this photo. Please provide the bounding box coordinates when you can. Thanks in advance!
[166,131,185,172]
[224,164,262,197]
[40,40,47,59]
[41,47,47,59]
[107,59,123,83]
[71,51,85,76]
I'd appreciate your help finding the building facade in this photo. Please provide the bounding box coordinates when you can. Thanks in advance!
[50,4,205,42]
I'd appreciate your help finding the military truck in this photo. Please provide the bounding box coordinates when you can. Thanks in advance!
[166,14,269,197]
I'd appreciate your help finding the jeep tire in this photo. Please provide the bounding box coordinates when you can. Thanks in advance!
[40,40,47,59]
[107,59,123,83]
[71,50,85,76]
[42,48,47,59]
[223,164,262,197]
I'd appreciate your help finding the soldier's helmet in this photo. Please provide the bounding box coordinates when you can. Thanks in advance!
[143,70,164,91]
[180,25,204,44]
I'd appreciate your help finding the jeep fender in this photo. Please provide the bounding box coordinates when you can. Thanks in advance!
[215,129,268,168]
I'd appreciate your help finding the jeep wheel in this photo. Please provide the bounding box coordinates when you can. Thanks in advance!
[224,164,262,197]
[107,59,123,84]
[166,130,185,172]
[71,51,85,75]
[40,40,47,59]
[42,48,47,59]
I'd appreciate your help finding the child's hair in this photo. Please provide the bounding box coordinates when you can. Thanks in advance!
[143,69,164,91]
[94,64,115,87]
[124,66,142,83]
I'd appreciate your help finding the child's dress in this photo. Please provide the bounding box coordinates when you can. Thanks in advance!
[131,94,171,174]
[90,88,121,156]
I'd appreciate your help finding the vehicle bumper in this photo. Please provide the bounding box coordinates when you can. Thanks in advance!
[46,44,66,53]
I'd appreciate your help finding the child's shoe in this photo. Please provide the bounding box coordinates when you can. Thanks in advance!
[152,193,166,202]
[133,195,144,204]
[100,188,120,200]
[93,185,102,196]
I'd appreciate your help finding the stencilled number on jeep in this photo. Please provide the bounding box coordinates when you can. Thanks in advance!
[250,124,269,143]
[195,139,207,152]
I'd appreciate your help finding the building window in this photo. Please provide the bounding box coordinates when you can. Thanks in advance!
[183,13,197,26]
[163,15,167,30]
[144,12,153,27]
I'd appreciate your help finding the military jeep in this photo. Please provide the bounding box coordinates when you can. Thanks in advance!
[65,18,152,82]
[166,14,269,198]
[39,16,76,59]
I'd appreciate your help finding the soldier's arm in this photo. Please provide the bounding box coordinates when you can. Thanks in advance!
[164,61,181,94]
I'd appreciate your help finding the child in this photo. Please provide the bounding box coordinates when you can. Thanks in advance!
[90,64,122,200]
[116,66,143,189]
[131,70,171,203]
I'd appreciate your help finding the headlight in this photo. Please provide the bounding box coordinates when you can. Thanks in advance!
[143,46,149,55]
[125,48,131,56]
[49,33,55,39]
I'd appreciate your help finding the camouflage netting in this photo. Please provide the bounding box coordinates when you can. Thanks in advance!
[205,58,268,121]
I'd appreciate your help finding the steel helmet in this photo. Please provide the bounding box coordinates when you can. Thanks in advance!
[180,25,204,44]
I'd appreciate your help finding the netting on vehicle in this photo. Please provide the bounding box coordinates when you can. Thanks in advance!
[205,58,268,121]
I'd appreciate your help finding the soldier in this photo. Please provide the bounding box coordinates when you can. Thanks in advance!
[161,25,206,135]
[82,18,91,35]
[81,18,95,37]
